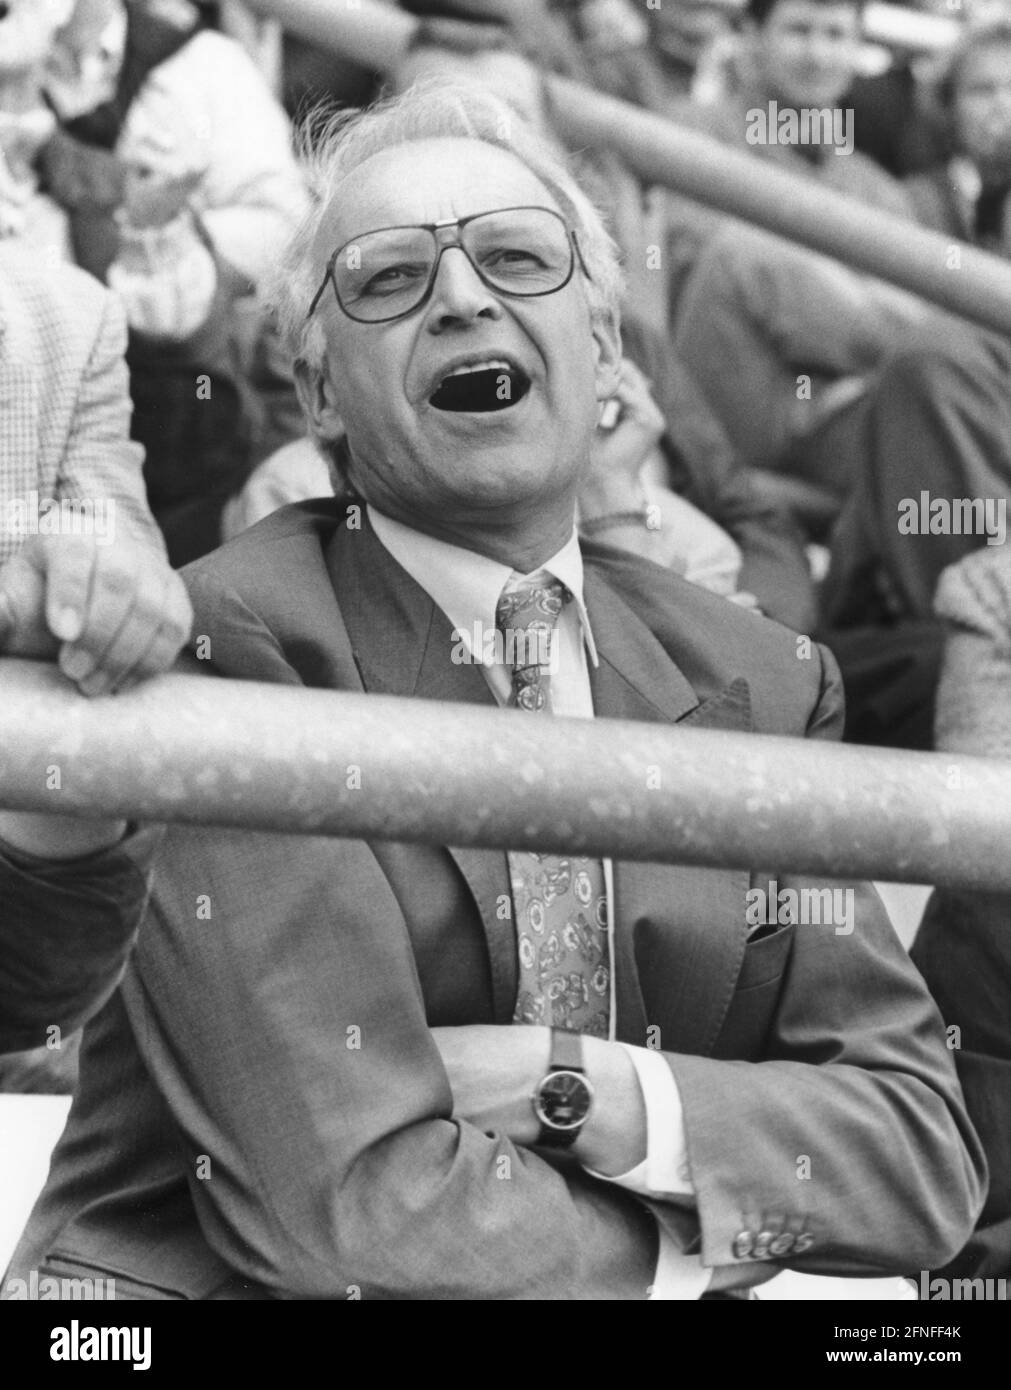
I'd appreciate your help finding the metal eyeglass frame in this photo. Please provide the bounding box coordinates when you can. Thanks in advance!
[305,205,592,325]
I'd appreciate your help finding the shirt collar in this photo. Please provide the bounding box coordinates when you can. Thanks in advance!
[367,503,599,669]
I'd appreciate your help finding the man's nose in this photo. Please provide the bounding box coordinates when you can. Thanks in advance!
[426,246,502,330]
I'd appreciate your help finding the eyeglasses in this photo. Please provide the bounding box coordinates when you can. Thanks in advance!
[306,205,589,325]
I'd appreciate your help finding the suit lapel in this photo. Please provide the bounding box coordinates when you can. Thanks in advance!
[331,519,518,1021]
[585,571,753,1053]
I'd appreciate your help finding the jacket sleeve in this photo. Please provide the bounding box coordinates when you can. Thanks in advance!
[0,827,161,1053]
[648,644,987,1277]
[55,287,167,555]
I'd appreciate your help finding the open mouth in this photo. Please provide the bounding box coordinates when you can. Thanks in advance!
[429,360,532,414]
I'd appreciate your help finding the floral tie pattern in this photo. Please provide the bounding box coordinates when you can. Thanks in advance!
[496,572,610,1037]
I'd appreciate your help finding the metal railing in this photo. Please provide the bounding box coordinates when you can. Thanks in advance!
[2,659,1009,890]
[245,0,1011,337]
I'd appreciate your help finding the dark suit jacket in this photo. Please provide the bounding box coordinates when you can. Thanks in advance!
[4,502,986,1299]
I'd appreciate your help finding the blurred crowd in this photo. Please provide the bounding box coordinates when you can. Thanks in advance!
[1,0,1010,1289]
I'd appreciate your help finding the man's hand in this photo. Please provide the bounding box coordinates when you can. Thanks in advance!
[0,533,192,697]
[0,534,192,859]
[581,360,666,518]
[431,1024,648,1174]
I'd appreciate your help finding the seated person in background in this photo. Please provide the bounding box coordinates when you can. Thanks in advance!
[3,85,985,1301]
[526,0,740,112]
[41,0,309,567]
[579,325,814,633]
[906,19,1011,255]
[671,223,928,519]
[911,544,1011,1284]
[660,0,915,309]
[0,0,75,259]
[0,244,191,1086]
[621,0,746,108]
[665,0,936,521]
[819,317,1011,748]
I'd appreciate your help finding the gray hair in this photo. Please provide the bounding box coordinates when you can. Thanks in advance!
[270,81,625,375]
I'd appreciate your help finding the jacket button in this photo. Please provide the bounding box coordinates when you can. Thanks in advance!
[751,1230,775,1259]
[731,1231,753,1259]
[769,1232,795,1256]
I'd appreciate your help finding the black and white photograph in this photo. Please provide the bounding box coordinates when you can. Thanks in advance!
[0,0,1007,1357]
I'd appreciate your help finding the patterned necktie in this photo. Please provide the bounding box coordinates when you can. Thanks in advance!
[496,571,610,1037]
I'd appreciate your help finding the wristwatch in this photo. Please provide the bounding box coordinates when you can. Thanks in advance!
[532,1027,595,1149]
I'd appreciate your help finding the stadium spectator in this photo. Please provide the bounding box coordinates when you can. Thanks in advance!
[911,544,1011,1283]
[4,85,985,1301]
[0,248,191,1063]
[287,43,817,629]
[820,318,1011,747]
[906,19,1011,253]
[40,0,308,566]
[0,0,74,259]
[658,0,914,308]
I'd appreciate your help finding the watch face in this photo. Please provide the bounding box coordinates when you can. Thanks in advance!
[534,1069,592,1131]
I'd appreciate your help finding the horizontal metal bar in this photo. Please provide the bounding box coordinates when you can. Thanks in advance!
[246,0,416,71]
[2,660,1009,890]
[246,0,1011,336]
[547,78,1011,337]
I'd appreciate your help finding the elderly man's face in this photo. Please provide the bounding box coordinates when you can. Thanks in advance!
[298,138,620,536]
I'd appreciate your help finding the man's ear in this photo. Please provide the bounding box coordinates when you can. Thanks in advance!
[293,357,345,443]
[590,307,622,402]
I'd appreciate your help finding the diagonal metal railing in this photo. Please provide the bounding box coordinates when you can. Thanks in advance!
[1,659,1009,890]
[245,0,1011,336]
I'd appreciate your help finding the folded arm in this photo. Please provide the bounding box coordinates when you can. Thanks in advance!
[122,823,659,1300]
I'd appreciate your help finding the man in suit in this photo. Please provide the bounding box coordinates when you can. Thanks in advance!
[3,83,986,1299]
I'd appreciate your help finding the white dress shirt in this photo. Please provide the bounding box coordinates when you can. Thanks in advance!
[369,505,711,1299]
